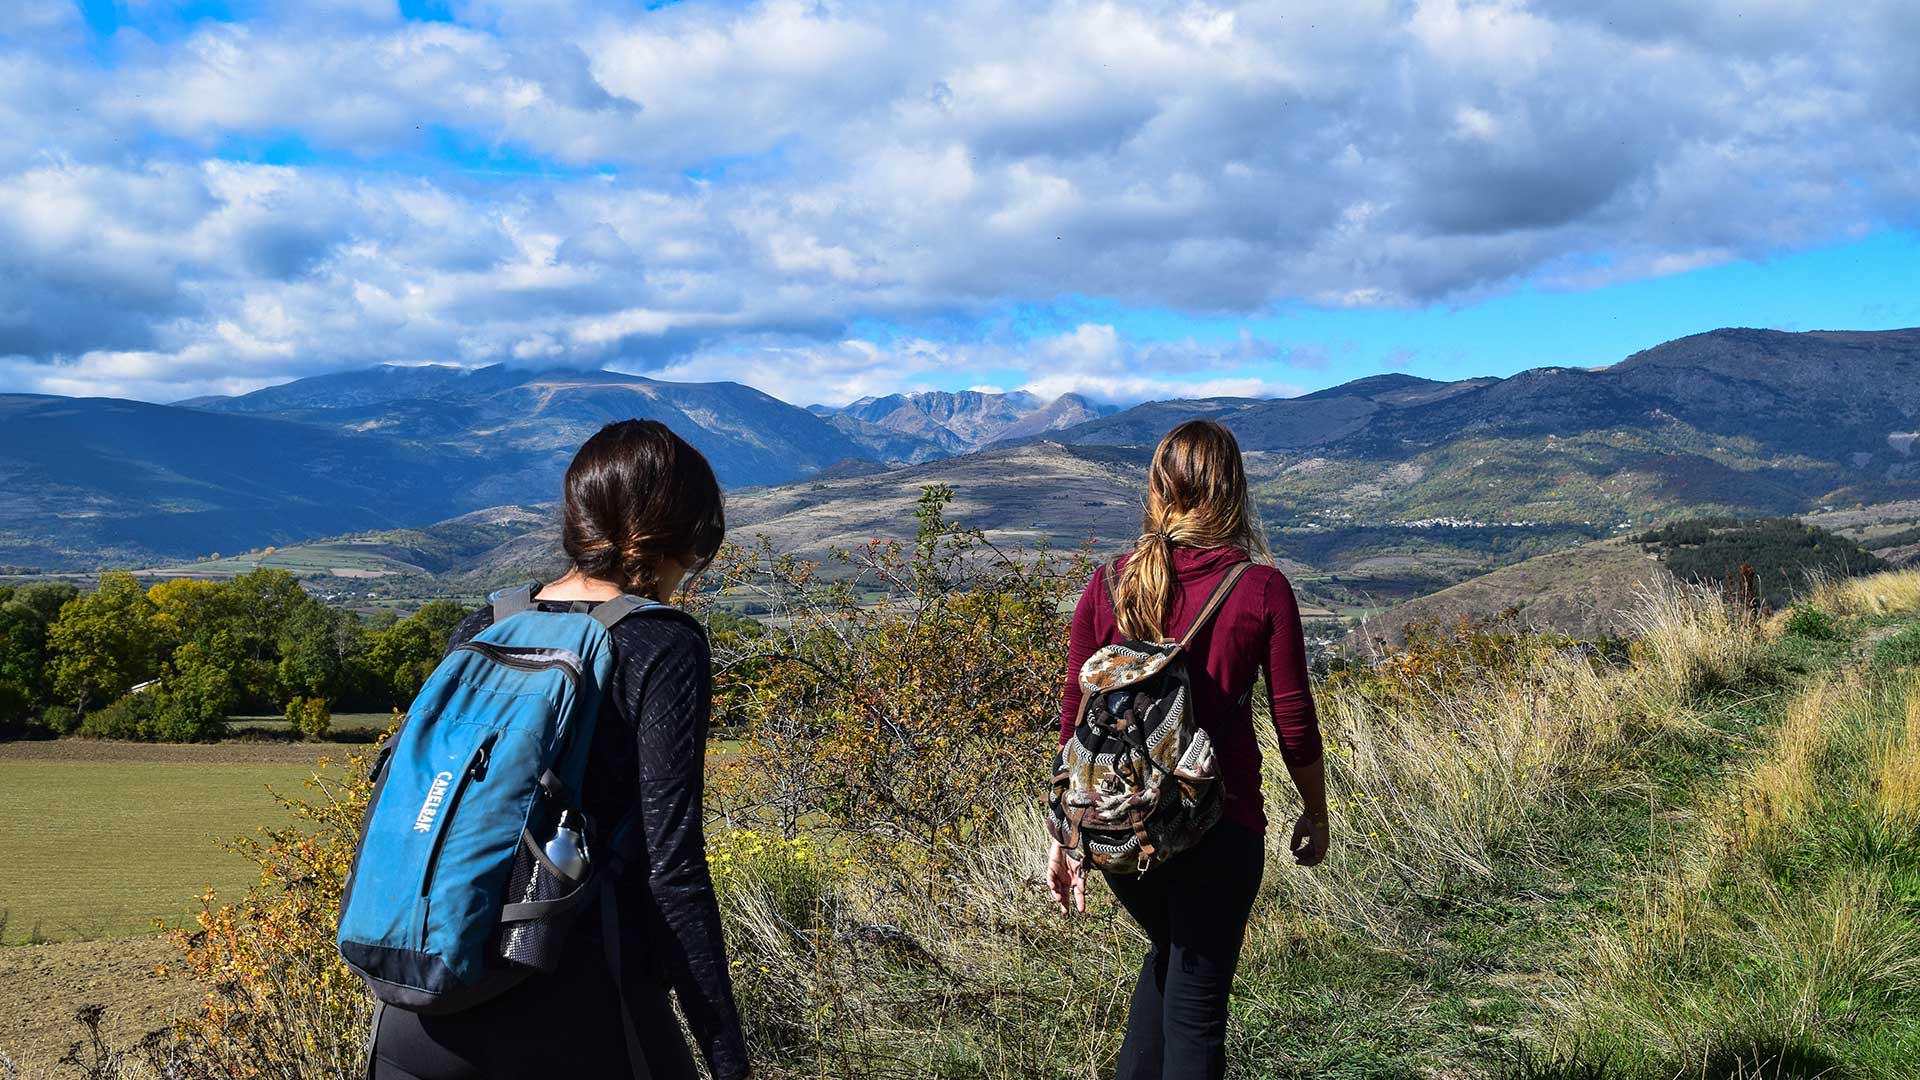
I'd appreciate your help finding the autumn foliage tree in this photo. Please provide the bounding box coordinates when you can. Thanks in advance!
[705,485,1087,892]
[159,746,380,1079]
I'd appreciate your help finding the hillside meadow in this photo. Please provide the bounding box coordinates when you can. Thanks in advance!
[3,502,1918,1078]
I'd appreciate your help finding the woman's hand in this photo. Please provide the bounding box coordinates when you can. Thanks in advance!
[1047,840,1086,915]
[1290,813,1330,867]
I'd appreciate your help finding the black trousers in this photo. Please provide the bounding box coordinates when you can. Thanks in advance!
[368,956,698,1080]
[1103,821,1265,1080]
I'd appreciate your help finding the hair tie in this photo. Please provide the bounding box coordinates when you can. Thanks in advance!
[1141,530,1173,545]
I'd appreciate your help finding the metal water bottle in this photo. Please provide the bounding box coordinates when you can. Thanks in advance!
[544,810,589,881]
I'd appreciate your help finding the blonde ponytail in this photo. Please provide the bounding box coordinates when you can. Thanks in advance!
[1111,420,1268,640]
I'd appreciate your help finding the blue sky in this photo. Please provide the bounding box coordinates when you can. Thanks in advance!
[3,1,1918,405]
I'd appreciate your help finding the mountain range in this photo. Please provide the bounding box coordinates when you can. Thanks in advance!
[813,389,1117,459]
[4,326,1918,571]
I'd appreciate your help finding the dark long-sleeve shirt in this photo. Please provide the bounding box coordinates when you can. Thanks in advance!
[380,600,750,1080]
[1059,545,1323,833]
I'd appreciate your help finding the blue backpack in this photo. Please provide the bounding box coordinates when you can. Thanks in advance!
[338,586,662,1074]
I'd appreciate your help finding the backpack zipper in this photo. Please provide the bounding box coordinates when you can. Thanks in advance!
[453,641,588,756]
[418,733,499,937]
[453,641,585,693]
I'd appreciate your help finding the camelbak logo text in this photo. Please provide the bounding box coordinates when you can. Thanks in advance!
[413,771,454,832]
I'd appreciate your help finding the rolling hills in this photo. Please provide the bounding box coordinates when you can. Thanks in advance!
[186,364,874,502]
[0,394,481,569]
[1050,328,1920,528]
[6,326,1920,573]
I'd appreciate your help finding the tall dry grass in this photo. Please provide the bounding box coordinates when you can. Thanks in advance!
[1808,567,1920,618]
[1734,674,1865,850]
[706,800,1146,1079]
[699,577,1772,1077]
[1622,575,1772,711]
[1543,653,1920,1079]
[1270,577,1764,939]
[1869,676,1920,829]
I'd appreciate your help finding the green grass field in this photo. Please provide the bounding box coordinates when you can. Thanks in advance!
[0,727,706,948]
[0,748,325,944]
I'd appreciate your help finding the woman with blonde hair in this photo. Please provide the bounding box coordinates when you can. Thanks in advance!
[1049,419,1328,1080]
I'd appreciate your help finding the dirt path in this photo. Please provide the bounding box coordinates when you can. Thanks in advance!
[0,937,195,1076]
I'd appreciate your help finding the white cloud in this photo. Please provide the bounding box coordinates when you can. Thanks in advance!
[1,0,1917,401]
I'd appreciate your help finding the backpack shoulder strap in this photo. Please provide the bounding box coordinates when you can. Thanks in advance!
[590,594,663,631]
[489,583,536,623]
[601,885,655,1080]
[1173,561,1253,653]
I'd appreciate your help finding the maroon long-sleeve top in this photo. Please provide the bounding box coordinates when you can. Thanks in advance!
[1059,545,1323,834]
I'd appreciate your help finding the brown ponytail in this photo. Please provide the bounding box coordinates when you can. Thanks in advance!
[560,419,725,597]
[1111,420,1269,640]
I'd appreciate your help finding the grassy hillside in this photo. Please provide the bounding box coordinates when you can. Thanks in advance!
[1346,536,1665,646]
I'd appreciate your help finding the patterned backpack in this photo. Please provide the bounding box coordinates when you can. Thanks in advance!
[1047,558,1251,874]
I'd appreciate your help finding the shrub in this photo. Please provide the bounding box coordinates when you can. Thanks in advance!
[1781,605,1840,641]
[41,703,79,735]
[78,691,159,739]
[705,485,1085,892]
[285,695,332,741]
[158,744,380,1077]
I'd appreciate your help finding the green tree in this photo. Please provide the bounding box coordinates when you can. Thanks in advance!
[276,601,354,703]
[151,633,240,742]
[0,583,79,727]
[46,572,160,713]
[0,678,30,728]
[225,570,311,663]
[359,600,468,706]
[0,604,48,725]
[148,578,238,652]
[8,582,79,624]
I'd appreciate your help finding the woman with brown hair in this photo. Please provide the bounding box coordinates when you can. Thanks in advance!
[371,419,750,1080]
[1049,419,1329,1080]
